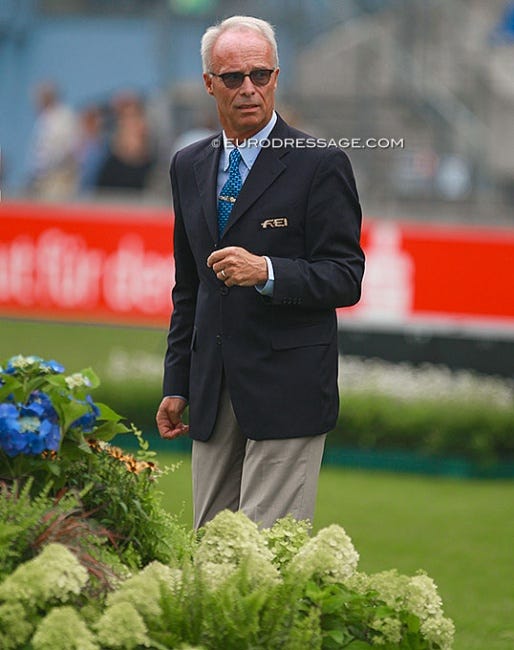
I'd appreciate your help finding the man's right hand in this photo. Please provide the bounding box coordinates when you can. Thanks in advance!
[156,396,189,439]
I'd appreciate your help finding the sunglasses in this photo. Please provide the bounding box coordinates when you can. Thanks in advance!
[209,68,276,89]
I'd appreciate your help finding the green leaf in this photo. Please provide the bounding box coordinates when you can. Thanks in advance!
[96,401,125,422]
[61,400,90,431]
[92,421,130,441]
[81,367,100,389]
[324,629,345,644]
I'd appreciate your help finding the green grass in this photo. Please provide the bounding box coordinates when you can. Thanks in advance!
[156,452,514,650]
[0,319,167,374]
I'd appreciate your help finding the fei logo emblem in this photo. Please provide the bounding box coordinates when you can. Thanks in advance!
[260,218,288,229]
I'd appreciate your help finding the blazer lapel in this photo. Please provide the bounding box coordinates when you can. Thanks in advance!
[193,136,222,244]
[221,117,291,239]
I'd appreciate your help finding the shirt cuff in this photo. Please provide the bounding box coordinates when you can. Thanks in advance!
[255,256,274,296]
[165,395,188,403]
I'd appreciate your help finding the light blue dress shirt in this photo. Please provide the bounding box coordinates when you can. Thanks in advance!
[218,112,277,296]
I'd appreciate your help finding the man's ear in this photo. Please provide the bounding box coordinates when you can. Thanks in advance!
[203,73,214,96]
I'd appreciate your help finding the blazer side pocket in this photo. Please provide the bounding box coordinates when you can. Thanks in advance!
[271,322,332,350]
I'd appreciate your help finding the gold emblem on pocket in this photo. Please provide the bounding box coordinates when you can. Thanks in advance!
[261,218,288,229]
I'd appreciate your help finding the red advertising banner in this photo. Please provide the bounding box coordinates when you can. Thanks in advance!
[344,219,514,335]
[0,202,174,327]
[1,201,514,336]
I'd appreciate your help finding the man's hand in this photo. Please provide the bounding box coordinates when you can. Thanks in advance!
[156,396,189,439]
[207,246,268,287]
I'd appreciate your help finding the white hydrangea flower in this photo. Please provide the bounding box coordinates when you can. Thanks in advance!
[107,562,182,622]
[289,524,359,583]
[0,543,88,607]
[347,569,454,649]
[195,511,279,589]
[9,355,33,369]
[370,616,403,645]
[0,602,33,650]
[405,572,443,620]
[32,606,99,650]
[95,602,151,649]
[65,373,92,390]
[420,614,455,650]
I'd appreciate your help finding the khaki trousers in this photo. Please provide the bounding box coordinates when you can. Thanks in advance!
[192,378,326,529]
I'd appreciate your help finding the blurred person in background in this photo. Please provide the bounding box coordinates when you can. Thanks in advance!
[156,16,364,529]
[26,81,78,200]
[96,91,156,192]
[75,103,107,195]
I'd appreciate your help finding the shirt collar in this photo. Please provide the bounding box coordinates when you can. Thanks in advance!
[221,111,277,172]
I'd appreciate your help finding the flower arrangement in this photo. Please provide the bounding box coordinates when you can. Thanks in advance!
[0,511,455,649]
[0,354,184,572]
[0,355,128,488]
[0,355,455,649]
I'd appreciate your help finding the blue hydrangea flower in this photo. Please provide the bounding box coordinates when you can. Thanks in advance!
[2,355,65,376]
[0,391,61,458]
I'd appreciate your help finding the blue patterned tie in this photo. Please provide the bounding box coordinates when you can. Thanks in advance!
[218,148,242,237]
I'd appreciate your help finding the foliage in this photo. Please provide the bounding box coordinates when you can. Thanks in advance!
[0,355,456,648]
[0,479,120,587]
[0,354,191,570]
[0,510,454,649]
[63,440,191,568]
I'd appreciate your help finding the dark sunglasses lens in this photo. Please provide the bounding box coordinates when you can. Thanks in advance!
[222,73,244,88]
[218,70,273,88]
[250,70,272,86]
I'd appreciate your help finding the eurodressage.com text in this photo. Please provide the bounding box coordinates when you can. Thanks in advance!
[213,137,405,150]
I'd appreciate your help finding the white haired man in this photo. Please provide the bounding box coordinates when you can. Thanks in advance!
[156,15,364,529]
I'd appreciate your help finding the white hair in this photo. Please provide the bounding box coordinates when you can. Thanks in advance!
[201,15,279,73]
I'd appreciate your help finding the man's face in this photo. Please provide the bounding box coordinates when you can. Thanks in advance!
[203,29,279,141]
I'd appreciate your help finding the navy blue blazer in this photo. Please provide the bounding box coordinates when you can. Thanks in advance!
[163,114,364,441]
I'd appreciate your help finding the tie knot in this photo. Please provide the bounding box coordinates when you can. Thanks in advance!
[228,148,241,169]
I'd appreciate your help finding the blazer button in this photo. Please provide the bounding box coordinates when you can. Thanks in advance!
[220,286,229,296]
[216,334,222,345]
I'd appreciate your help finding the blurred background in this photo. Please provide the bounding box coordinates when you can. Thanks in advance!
[0,0,514,214]
[1,0,514,441]
[1,0,514,460]
[1,3,514,647]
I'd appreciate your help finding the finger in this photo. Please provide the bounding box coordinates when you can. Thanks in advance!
[161,424,189,439]
[158,419,189,438]
[212,260,229,274]
[207,248,230,267]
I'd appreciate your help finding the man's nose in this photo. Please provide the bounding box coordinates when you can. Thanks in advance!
[239,75,256,94]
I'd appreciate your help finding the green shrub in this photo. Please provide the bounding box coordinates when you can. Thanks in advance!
[333,394,514,463]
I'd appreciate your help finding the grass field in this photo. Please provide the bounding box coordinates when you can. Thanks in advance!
[2,319,514,649]
[156,451,514,650]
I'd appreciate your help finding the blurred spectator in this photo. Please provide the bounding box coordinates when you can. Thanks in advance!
[27,81,78,200]
[75,104,107,195]
[172,119,217,154]
[96,91,156,191]
[490,2,514,44]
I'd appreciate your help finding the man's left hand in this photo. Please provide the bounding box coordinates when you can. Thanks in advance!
[207,246,268,287]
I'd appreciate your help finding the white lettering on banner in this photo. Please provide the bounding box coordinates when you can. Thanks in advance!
[0,236,35,305]
[103,235,171,314]
[0,228,172,316]
[36,229,105,307]
[356,222,414,322]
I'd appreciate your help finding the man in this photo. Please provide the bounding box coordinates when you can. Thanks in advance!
[156,16,364,529]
